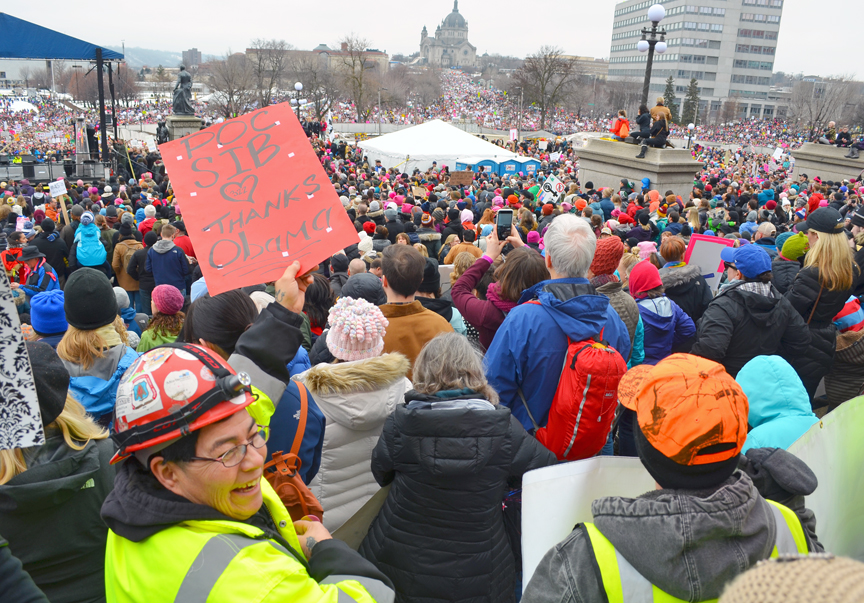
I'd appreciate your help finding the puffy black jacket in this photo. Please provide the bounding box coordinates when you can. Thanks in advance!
[359,392,556,603]
[785,266,854,397]
[659,264,712,323]
[772,255,801,294]
[690,281,811,378]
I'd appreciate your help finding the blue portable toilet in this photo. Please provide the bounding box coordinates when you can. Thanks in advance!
[455,157,499,174]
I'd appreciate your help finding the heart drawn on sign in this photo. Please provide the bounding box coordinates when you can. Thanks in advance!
[220,175,258,204]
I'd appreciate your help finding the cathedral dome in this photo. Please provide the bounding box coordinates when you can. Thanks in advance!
[442,1,466,28]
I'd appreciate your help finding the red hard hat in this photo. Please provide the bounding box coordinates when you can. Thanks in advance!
[110,343,253,464]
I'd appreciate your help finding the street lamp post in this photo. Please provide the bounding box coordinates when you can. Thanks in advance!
[637,4,667,110]
[687,122,695,149]
[518,86,524,142]
[377,88,387,136]
[291,81,303,121]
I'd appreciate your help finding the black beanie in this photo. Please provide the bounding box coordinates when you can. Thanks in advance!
[26,341,70,428]
[119,222,133,236]
[448,207,459,221]
[418,258,441,293]
[64,268,118,330]
[638,212,650,226]
[41,217,55,233]
[635,427,740,490]
[143,231,158,247]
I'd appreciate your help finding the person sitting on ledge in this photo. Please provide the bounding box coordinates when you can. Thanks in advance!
[610,110,630,141]
[816,121,836,145]
[632,104,652,143]
[649,96,672,124]
[636,117,670,159]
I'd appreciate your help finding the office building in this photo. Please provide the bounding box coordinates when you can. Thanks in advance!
[182,48,202,68]
[608,0,786,121]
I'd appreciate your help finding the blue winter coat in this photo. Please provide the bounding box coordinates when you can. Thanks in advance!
[736,355,819,453]
[635,296,696,365]
[69,347,139,419]
[120,306,142,336]
[145,240,189,294]
[20,261,59,297]
[600,198,615,221]
[268,379,325,484]
[757,188,775,207]
[485,278,631,432]
[73,223,107,267]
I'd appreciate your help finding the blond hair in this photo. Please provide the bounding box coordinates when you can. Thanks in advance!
[618,253,641,289]
[413,243,429,257]
[805,231,854,292]
[57,315,129,370]
[451,251,477,284]
[0,395,108,484]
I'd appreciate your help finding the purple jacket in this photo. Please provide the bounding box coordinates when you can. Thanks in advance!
[451,257,507,350]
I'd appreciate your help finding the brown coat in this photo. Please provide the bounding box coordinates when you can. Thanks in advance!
[650,104,672,124]
[444,242,484,264]
[380,301,454,378]
[112,238,143,292]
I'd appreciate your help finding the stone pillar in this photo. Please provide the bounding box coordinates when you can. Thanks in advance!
[166,115,203,141]
[576,139,702,199]
[792,143,864,182]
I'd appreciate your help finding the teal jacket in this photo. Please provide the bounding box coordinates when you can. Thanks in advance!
[736,355,819,453]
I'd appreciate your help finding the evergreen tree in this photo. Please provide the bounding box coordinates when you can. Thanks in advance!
[681,77,701,125]
[662,76,680,124]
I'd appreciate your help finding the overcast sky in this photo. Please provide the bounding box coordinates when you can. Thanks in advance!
[11,0,860,78]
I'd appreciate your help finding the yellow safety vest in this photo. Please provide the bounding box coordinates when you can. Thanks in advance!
[104,477,393,603]
[584,500,808,603]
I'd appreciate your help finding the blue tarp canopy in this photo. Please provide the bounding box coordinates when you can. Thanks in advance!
[0,13,123,61]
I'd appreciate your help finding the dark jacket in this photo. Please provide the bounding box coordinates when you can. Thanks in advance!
[416,295,453,323]
[417,227,442,258]
[59,221,79,251]
[691,281,811,378]
[145,240,189,293]
[125,247,155,294]
[771,255,801,295]
[523,462,820,603]
[635,112,651,135]
[384,219,404,244]
[659,264,713,323]
[329,271,349,297]
[0,536,48,603]
[31,231,68,282]
[0,434,116,603]
[754,237,778,259]
[784,266,854,396]
[359,392,556,603]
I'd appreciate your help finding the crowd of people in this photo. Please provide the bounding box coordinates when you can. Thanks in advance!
[2,88,864,603]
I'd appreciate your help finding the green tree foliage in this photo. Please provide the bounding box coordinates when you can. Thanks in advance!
[681,77,701,125]
[662,76,680,124]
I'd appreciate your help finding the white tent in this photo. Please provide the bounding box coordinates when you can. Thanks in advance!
[358,119,517,173]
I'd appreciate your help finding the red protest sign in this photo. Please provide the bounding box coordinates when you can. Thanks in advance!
[159,103,357,296]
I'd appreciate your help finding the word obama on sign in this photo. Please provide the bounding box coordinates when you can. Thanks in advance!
[159,103,357,296]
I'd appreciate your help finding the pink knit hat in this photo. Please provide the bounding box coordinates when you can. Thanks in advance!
[326,297,388,361]
[151,285,185,315]
[637,241,658,260]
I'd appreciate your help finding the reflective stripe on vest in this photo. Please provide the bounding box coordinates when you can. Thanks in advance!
[321,575,396,603]
[584,500,808,603]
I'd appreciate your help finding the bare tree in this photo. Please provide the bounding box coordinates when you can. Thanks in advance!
[336,34,378,122]
[604,77,642,118]
[719,97,740,124]
[789,76,856,140]
[249,38,292,108]
[208,52,256,118]
[410,68,442,108]
[153,65,174,100]
[288,52,340,121]
[115,64,141,106]
[513,46,579,130]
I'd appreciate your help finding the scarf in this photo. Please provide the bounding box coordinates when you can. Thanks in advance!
[590,273,619,288]
[95,324,122,349]
[486,282,518,315]
[663,261,686,269]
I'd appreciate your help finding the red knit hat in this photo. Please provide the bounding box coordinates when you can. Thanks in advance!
[363,221,376,235]
[618,213,635,225]
[542,203,554,216]
[590,237,624,276]
[507,194,519,206]
[628,260,663,298]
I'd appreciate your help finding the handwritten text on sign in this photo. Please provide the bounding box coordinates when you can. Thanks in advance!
[159,103,357,296]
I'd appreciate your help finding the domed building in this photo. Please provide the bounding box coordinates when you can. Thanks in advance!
[420,1,477,68]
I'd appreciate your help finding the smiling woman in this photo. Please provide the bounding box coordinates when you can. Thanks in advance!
[99,264,396,603]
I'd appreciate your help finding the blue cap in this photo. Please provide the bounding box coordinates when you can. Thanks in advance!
[720,244,772,279]
[30,290,68,335]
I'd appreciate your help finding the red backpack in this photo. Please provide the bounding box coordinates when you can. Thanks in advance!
[519,325,627,461]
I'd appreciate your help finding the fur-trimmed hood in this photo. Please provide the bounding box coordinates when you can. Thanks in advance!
[417,230,441,242]
[366,208,385,219]
[295,353,411,430]
[659,263,703,289]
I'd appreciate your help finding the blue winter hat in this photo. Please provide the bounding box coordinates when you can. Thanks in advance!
[641,177,651,190]
[481,224,494,237]
[457,201,467,211]
[31,290,68,335]
[721,244,771,278]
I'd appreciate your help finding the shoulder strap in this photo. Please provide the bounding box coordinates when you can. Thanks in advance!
[290,380,308,457]
[807,284,824,325]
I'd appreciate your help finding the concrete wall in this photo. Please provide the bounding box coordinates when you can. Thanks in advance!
[792,143,864,183]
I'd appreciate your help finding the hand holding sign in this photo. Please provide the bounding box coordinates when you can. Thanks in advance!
[158,103,357,296]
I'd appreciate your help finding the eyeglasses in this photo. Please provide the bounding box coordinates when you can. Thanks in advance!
[189,425,269,468]
[724,262,736,270]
